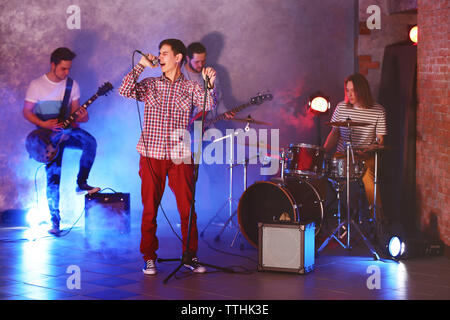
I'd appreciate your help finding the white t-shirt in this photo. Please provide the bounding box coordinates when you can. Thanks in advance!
[25,74,80,121]
[331,101,387,152]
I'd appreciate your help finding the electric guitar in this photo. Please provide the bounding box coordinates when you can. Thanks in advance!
[25,82,113,164]
[190,92,273,129]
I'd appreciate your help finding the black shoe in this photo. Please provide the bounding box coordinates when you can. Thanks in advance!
[76,183,100,195]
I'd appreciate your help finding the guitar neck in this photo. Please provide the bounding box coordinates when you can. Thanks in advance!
[62,93,99,129]
[206,102,251,126]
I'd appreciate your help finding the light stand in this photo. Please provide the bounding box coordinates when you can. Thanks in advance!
[158,76,234,283]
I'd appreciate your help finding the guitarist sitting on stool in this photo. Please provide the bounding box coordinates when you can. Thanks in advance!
[23,47,100,235]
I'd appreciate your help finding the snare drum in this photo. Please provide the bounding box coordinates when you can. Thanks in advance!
[327,156,366,181]
[282,143,325,179]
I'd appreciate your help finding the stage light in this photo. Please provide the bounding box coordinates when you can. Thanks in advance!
[26,206,49,228]
[308,92,330,146]
[309,93,330,114]
[409,25,418,45]
[388,235,405,259]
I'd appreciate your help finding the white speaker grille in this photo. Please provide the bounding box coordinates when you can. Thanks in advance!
[261,225,301,269]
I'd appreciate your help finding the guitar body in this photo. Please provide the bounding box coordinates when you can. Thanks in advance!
[25,128,68,164]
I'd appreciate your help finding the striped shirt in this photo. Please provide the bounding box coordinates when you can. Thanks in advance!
[331,101,387,152]
[119,64,217,159]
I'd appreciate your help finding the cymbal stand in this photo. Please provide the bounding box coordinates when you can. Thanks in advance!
[200,128,245,237]
[368,146,386,242]
[212,123,254,247]
[372,148,379,222]
[327,178,345,239]
[317,124,380,260]
[214,156,249,247]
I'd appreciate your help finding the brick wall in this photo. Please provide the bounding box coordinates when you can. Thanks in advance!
[416,0,450,246]
[358,0,417,99]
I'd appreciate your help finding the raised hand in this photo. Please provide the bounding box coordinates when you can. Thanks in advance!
[202,67,217,89]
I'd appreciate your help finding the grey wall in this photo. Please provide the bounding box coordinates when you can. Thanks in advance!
[0,0,356,225]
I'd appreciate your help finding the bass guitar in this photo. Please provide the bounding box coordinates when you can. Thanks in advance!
[190,92,273,129]
[25,82,113,164]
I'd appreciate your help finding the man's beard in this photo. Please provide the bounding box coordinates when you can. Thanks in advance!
[189,61,201,73]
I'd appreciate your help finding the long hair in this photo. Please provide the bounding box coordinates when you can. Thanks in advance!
[344,73,374,108]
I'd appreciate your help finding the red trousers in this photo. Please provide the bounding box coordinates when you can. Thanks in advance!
[139,156,198,261]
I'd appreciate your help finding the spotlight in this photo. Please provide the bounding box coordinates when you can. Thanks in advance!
[409,25,418,45]
[309,93,330,114]
[379,220,445,260]
[388,235,405,259]
[26,206,49,228]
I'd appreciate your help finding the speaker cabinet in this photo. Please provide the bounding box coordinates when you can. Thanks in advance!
[84,192,130,236]
[258,222,315,274]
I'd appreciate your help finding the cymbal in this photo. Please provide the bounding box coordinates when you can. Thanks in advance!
[228,117,272,125]
[325,120,370,127]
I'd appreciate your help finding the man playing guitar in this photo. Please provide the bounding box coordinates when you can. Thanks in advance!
[23,47,100,235]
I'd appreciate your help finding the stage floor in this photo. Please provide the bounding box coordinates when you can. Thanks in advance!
[0,216,449,302]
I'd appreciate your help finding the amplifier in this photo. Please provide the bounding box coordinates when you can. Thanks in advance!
[84,192,130,235]
[258,222,315,274]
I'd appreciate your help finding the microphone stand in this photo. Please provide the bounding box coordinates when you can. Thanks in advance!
[158,75,234,284]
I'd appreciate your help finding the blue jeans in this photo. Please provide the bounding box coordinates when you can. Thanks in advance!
[45,128,97,227]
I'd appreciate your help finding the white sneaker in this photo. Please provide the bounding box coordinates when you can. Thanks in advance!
[142,259,157,275]
[184,257,207,274]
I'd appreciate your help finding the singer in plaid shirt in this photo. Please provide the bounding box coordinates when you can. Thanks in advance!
[119,39,217,275]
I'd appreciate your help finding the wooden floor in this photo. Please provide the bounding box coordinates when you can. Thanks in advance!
[0,213,449,305]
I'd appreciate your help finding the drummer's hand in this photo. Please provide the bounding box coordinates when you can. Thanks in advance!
[355,149,373,160]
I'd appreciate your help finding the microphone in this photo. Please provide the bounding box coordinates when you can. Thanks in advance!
[135,50,159,66]
[204,74,212,89]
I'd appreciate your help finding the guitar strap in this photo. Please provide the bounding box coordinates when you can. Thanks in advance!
[58,77,73,122]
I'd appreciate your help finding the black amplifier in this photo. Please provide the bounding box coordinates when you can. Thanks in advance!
[84,192,130,235]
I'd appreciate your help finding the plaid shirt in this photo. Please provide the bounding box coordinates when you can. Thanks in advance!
[119,64,217,159]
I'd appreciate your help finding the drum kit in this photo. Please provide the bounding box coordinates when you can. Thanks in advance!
[236,119,384,259]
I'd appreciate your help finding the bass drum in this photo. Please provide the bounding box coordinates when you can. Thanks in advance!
[237,178,324,248]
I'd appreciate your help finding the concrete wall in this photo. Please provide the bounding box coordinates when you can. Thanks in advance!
[0,0,356,225]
